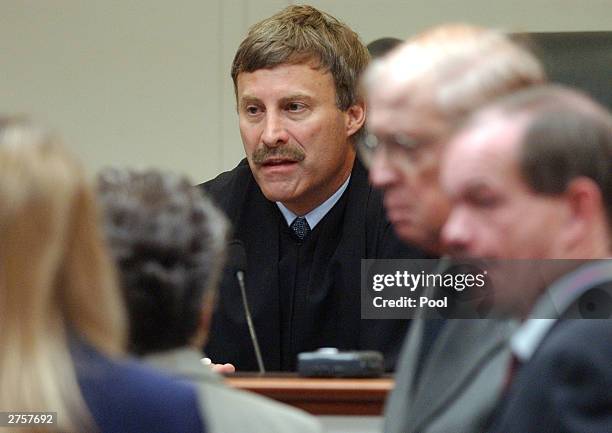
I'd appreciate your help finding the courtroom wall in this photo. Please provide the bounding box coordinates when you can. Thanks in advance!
[1,0,610,183]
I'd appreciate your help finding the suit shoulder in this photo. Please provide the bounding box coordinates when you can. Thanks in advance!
[492,320,612,433]
[77,349,204,433]
[536,319,612,364]
[200,159,251,198]
[199,381,322,433]
[521,320,612,413]
[199,159,253,217]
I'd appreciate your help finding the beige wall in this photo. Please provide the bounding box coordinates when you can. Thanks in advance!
[1,0,610,184]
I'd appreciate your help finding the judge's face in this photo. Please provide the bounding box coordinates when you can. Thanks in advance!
[365,78,450,254]
[237,62,363,216]
[441,118,566,260]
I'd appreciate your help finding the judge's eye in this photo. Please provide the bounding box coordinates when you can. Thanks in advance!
[245,105,262,116]
[287,102,306,112]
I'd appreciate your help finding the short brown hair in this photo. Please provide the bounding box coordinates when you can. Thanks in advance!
[475,84,612,231]
[231,5,370,111]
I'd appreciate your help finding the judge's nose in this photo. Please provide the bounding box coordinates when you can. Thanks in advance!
[261,112,289,148]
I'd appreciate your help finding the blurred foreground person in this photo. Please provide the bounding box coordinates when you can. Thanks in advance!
[362,25,545,433]
[98,168,322,433]
[441,85,612,433]
[0,118,206,433]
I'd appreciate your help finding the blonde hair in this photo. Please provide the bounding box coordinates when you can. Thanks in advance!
[0,118,127,432]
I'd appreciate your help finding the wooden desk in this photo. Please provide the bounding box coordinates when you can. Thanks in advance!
[226,374,394,416]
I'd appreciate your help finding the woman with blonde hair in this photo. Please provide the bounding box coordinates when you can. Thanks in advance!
[0,117,206,433]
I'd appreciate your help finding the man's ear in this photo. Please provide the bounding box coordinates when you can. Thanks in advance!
[345,99,366,138]
[563,177,604,242]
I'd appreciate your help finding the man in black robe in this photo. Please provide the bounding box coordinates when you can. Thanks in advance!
[200,5,424,371]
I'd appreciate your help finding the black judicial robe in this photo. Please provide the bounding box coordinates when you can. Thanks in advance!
[201,158,425,371]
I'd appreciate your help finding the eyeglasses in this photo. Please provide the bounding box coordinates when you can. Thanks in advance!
[357,131,439,169]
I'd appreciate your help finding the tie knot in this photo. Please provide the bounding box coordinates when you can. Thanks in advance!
[290,216,311,241]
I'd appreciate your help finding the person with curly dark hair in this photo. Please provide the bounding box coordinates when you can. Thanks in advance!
[98,168,321,433]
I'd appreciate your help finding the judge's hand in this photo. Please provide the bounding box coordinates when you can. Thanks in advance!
[201,357,236,374]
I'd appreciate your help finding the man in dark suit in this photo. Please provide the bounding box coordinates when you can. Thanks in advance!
[362,25,545,433]
[441,84,612,433]
[201,5,424,372]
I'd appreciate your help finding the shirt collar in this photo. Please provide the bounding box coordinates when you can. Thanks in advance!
[510,259,612,362]
[276,175,350,229]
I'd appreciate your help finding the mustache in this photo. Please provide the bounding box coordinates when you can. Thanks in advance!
[251,146,306,165]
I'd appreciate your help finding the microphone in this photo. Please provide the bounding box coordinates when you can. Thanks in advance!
[228,240,266,374]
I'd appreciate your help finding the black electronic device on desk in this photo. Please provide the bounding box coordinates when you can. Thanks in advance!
[297,348,384,378]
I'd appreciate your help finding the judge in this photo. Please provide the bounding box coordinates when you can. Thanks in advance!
[201,5,424,371]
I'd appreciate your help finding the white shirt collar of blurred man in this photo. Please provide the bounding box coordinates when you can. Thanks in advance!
[510,259,612,362]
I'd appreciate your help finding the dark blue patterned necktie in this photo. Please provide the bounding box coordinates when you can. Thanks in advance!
[290,216,311,241]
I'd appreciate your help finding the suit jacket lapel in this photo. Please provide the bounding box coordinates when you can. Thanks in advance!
[403,318,426,404]
[411,319,513,429]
